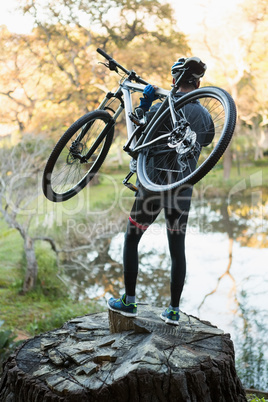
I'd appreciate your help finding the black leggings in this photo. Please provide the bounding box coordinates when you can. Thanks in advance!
[123,198,189,307]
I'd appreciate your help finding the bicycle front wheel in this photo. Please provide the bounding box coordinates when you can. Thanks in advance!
[137,87,236,192]
[43,110,114,202]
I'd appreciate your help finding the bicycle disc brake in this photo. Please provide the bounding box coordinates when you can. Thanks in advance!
[167,122,198,173]
[176,126,197,155]
[67,140,85,165]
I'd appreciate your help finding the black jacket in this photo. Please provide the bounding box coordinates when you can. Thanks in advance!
[136,92,215,211]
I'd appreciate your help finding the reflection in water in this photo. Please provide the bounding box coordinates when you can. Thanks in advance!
[66,229,171,307]
[65,193,268,390]
[66,195,267,313]
[197,200,237,312]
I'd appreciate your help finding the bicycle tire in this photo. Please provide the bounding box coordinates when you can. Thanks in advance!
[43,110,114,202]
[137,86,236,193]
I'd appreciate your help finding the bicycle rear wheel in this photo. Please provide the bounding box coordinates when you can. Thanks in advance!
[137,87,236,192]
[43,110,114,202]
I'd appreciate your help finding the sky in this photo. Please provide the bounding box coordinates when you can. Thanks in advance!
[0,0,243,35]
[172,0,242,34]
[0,0,33,34]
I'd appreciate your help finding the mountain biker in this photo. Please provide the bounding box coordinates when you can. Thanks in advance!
[107,57,214,325]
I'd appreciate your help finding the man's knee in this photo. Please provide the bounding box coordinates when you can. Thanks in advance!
[125,222,144,244]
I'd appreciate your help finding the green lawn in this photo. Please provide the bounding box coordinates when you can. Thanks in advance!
[0,171,131,337]
[0,161,267,339]
[195,161,268,197]
[1,162,268,394]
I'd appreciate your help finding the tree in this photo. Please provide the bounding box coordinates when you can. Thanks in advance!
[0,0,189,137]
[0,135,53,293]
[236,0,268,160]
[0,27,43,132]
[185,0,268,176]
[0,24,102,134]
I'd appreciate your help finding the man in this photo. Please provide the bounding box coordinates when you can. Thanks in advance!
[107,57,213,325]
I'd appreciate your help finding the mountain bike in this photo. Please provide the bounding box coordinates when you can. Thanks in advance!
[42,48,237,202]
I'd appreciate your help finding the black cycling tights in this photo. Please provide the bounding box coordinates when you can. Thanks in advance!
[123,199,189,308]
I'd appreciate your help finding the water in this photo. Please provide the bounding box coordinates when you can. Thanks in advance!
[65,193,268,390]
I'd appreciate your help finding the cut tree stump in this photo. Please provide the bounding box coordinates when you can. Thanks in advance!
[0,306,247,402]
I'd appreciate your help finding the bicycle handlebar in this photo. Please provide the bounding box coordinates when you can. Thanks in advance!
[97,48,149,86]
[96,48,112,61]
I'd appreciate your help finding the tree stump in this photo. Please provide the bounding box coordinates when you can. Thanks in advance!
[0,306,247,402]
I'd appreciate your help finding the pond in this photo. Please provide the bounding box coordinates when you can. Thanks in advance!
[65,188,268,390]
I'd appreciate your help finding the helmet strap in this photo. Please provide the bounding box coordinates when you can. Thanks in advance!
[191,80,198,89]
[174,70,187,89]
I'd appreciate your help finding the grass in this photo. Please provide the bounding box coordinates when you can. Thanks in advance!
[0,219,104,340]
[1,160,268,394]
[0,160,267,340]
[0,287,101,334]
[0,172,127,341]
[195,160,268,198]
[247,396,268,402]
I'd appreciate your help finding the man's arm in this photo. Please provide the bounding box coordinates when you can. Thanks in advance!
[138,84,158,112]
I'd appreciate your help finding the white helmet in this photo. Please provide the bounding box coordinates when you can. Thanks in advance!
[171,57,207,87]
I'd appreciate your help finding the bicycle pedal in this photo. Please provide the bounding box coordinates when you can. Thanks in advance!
[128,112,145,126]
[123,179,138,192]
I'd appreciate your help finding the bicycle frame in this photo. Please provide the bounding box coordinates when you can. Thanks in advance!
[96,79,174,190]
[94,47,193,190]
[97,78,172,153]
[42,48,235,202]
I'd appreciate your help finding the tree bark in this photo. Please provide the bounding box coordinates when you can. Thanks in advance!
[22,235,38,293]
[0,204,39,294]
[0,306,247,402]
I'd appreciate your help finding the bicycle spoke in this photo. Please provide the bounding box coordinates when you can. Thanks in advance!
[49,119,107,194]
[138,87,236,192]
[43,110,114,201]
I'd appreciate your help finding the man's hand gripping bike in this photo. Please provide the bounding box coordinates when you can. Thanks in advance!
[42,48,237,202]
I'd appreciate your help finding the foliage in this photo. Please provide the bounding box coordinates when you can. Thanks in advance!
[25,302,102,336]
[0,281,102,336]
[0,134,56,293]
[14,240,65,297]
[235,291,268,391]
[0,321,16,351]
[34,241,64,297]
[1,159,268,387]
[0,320,22,375]
[0,295,103,375]
[187,0,268,166]
[0,0,189,135]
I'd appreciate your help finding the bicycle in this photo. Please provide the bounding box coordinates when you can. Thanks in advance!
[42,48,237,202]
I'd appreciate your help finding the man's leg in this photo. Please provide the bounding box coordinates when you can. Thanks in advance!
[160,209,189,325]
[124,199,161,301]
[166,215,188,308]
[107,198,161,316]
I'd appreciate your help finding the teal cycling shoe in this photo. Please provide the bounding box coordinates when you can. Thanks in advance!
[107,294,137,317]
[160,308,180,326]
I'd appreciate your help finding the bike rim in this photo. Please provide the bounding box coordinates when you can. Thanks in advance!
[48,117,109,197]
[139,89,235,192]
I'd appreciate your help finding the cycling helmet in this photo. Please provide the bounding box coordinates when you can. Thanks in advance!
[171,57,207,87]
